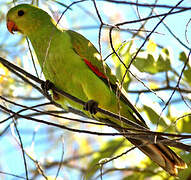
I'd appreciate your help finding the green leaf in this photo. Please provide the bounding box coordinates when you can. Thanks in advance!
[133,48,171,74]
[157,55,171,72]
[179,51,187,62]
[178,153,191,179]
[156,48,171,72]
[147,39,157,53]
[123,172,145,180]
[143,105,168,128]
[112,41,132,89]
[178,51,191,84]
[183,68,191,85]
[85,138,125,179]
[134,54,156,74]
[177,115,191,133]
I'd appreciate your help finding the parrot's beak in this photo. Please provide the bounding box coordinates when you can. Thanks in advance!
[7,20,18,34]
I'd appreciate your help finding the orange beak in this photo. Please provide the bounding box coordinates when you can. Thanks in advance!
[7,20,18,34]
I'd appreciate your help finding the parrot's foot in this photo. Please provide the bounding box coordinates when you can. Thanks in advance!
[84,100,98,114]
[41,80,59,100]
[41,80,53,96]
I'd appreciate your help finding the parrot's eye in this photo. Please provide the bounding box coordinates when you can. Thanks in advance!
[18,10,24,16]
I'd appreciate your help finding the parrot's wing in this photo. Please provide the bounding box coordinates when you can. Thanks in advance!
[67,30,147,127]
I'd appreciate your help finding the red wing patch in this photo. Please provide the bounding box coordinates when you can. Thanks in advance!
[83,59,107,79]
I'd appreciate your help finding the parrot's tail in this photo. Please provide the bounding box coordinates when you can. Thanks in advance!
[128,138,187,176]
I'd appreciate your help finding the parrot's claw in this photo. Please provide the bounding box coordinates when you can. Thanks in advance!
[41,80,60,101]
[41,80,53,95]
[84,100,98,114]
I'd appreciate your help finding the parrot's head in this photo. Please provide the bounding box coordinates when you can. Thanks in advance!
[7,4,53,36]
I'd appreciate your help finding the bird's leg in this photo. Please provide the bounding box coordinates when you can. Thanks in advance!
[41,80,59,100]
[84,100,98,114]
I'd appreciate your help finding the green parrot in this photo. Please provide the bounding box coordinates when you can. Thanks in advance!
[6,4,187,175]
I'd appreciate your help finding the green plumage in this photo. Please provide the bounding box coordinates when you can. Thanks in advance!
[7,4,186,176]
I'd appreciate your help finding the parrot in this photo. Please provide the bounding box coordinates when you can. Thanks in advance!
[6,4,187,176]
